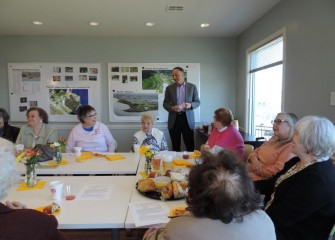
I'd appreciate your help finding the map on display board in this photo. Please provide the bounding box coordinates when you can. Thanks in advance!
[8,63,101,122]
[108,63,200,122]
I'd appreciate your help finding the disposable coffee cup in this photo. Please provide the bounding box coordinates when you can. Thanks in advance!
[74,147,82,157]
[49,181,64,201]
[15,144,24,154]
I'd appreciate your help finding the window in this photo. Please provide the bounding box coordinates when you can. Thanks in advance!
[246,31,285,138]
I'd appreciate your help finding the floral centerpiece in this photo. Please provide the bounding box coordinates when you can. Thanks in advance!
[18,150,40,187]
[57,137,67,153]
[139,145,158,174]
[50,142,62,164]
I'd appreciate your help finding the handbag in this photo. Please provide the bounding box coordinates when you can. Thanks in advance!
[32,144,55,162]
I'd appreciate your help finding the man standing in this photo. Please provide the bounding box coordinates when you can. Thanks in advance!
[163,67,200,151]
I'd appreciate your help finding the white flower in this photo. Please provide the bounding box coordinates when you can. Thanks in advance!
[53,142,60,147]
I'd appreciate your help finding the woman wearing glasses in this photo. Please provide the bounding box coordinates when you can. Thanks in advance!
[247,113,298,190]
[66,105,117,153]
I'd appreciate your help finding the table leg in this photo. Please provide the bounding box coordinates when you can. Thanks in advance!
[112,228,120,240]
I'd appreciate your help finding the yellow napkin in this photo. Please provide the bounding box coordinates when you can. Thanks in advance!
[105,154,125,161]
[173,159,194,167]
[17,181,47,191]
[139,171,148,178]
[48,160,69,166]
[35,206,62,216]
[189,150,201,159]
[15,152,25,163]
[76,152,94,162]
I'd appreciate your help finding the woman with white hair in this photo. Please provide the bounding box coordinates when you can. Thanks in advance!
[265,116,335,240]
[132,112,168,152]
[0,138,68,239]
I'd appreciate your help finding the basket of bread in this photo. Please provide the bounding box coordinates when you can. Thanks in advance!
[136,170,189,201]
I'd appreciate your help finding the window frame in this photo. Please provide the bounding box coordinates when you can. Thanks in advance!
[245,28,287,135]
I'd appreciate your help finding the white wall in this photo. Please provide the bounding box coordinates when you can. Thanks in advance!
[236,0,335,127]
[0,36,236,151]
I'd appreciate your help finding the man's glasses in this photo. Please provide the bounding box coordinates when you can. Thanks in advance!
[87,113,97,118]
[271,119,288,125]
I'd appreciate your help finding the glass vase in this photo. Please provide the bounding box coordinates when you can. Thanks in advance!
[55,149,62,164]
[25,164,37,188]
[145,157,152,175]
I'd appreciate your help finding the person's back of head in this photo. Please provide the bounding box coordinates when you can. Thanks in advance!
[0,138,19,200]
[187,150,261,223]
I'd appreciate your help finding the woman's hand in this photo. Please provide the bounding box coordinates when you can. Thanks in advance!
[249,156,263,175]
[6,201,27,209]
[143,226,158,238]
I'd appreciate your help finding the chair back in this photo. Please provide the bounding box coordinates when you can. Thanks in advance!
[244,144,254,161]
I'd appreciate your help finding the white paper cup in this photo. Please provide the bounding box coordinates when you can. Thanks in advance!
[49,181,64,201]
[74,147,82,157]
[15,144,24,154]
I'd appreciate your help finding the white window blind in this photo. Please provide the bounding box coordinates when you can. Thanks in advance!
[249,36,283,73]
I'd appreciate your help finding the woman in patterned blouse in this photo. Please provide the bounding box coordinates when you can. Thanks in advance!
[132,113,168,152]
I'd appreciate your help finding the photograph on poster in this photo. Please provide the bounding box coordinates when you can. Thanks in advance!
[80,67,88,73]
[65,67,73,73]
[29,101,37,107]
[89,76,97,81]
[122,75,128,83]
[121,67,129,73]
[90,68,98,74]
[130,67,138,73]
[65,76,73,81]
[130,76,138,82]
[142,69,175,93]
[111,67,119,72]
[20,97,27,103]
[112,75,119,81]
[113,92,158,116]
[79,75,87,81]
[49,88,88,115]
[22,70,40,82]
[19,106,27,112]
[53,76,61,81]
[53,67,61,73]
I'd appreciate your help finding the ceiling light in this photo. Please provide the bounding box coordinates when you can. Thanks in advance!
[200,23,210,28]
[145,22,155,27]
[89,22,99,26]
[32,21,43,26]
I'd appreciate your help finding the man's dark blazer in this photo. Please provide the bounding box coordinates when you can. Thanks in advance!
[163,82,200,130]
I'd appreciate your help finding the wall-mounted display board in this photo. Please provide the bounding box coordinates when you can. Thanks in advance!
[108,63,200,122]
[8,63,101,122]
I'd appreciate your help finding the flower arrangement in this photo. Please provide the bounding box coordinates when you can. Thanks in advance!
[50,142,62,164]
[18,150,40,167]
[17,150,40,187]
[139,145,158,174]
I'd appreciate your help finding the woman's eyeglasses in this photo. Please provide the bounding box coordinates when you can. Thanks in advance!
[271,119,288,125]
[87,113,97,118]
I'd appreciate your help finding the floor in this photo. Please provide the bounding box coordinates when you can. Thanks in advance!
[62,228,147,240]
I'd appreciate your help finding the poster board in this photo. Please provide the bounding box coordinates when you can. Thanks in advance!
[108,63,200,122]
[8,63,101,122]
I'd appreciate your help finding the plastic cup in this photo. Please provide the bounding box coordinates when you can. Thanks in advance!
[65,185,76,201]
[49,181,64,201]
[15,144,24,154]
[74,147,82,157]
[162,155,173,172]
[152,158,161,171]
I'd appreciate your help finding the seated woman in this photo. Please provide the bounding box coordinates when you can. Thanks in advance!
[66,105,116,153]
[264,116,335,240]
[132,113,168,152]
[143,150,276,240]
[16,107,58,148]
[247,113,298,186]
[0,138,68,239]
[200,108,245,159]
[0,108,20,143]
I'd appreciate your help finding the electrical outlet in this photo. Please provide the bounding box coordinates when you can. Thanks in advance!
[331,92,335,106]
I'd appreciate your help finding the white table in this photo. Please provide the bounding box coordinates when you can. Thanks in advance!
[4,176,136,240]
[125,155,187,229]
[17,152,140,175]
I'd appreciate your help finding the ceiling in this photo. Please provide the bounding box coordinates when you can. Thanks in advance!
[0,0,281,37]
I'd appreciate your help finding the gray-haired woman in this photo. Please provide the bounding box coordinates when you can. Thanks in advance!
[265,116,335,240]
